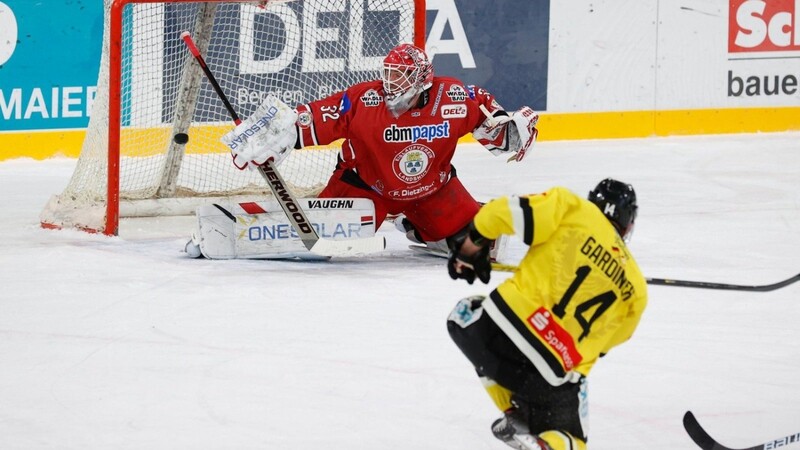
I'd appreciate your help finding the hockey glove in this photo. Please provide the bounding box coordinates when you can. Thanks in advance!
[473,106,539,163]
[221,95,298,170]
[505,106,539,163]
[448,232,492,285]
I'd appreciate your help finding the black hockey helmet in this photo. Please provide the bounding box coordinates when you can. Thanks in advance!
[588,178,638,240]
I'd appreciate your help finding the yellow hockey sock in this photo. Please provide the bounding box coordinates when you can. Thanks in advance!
[480,376,513,411]
[538,430,586,450]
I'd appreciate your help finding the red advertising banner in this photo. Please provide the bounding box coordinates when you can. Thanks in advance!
[729,0,800,52]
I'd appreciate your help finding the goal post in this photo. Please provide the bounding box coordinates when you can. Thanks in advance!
[41,0,426,236]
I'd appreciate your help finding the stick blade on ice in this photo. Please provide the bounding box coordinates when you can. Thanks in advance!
[309,236,386,258]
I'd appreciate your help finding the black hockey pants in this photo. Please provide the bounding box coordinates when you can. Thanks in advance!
[447,296,587,441]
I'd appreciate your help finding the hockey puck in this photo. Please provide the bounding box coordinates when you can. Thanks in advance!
[174,133,189,145]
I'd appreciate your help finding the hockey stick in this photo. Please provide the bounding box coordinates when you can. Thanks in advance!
[490,263,800,292]
[645,273,800,292]
[491,262,519,272]
[180,32,385,257]
[683,410,800,450]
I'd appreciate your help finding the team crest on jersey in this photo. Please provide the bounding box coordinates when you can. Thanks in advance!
[446,85,467,102]
[393,144,435,183]
[360,89,383,107]
[441,104,467,119]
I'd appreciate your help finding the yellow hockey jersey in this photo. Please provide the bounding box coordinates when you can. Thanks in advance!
[474,187,648,386]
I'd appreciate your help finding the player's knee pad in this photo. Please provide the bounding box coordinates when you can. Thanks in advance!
[537,430,586,450]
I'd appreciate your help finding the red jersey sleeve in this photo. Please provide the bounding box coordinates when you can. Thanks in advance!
[294,87,359,148]
[464,84,506,130]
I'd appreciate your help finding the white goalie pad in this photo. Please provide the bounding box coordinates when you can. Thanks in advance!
[192,198,376,260]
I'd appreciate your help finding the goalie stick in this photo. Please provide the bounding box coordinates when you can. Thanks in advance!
[489,263,800,292]
[180,32,385,258]
[684,410,800,450]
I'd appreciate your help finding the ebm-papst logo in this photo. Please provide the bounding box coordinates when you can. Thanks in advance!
[383,122,451,143]
[729,0,800,52]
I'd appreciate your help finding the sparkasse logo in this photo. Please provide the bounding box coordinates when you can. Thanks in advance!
[729,0,800,52]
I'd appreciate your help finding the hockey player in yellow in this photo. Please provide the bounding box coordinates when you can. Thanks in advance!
[446,179,648,450]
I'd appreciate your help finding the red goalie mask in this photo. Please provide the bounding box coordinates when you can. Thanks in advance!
[382,43,433,116]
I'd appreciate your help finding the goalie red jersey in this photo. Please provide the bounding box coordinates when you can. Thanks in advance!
[294,77,499,202]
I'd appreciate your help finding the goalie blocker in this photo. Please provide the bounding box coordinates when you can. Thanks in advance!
[186,198,377,260]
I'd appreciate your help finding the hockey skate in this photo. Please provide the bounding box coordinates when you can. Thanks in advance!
[491,409,552,450]
[184,231,203,258]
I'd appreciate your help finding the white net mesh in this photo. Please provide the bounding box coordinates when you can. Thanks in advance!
[41,0,418,233]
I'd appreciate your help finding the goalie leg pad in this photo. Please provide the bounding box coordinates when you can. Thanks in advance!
[190,198,376,260]
[489,234,509,262]
[317,168,391,230]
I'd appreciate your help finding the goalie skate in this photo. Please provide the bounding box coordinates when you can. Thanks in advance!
[408,234,508,262]
[408,243,448,258]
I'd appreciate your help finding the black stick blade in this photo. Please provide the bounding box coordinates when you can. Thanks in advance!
[684,411,727,450]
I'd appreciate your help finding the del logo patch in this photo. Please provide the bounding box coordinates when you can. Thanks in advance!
[441,104,467,119]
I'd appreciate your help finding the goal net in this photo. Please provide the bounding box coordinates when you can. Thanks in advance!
[41,0,425,235]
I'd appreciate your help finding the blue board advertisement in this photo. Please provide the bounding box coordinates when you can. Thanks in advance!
[426,0,549,112]
[0,0,104,132]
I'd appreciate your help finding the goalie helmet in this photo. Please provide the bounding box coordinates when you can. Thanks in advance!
[588,178,638,240]
[382,43,434,116]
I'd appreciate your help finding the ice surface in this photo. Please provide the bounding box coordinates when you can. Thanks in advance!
[1,133,799,449]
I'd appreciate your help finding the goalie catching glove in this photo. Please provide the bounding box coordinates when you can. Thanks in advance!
[474,106,540,163]
[221,95,298,170]
[448,224,492,285]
